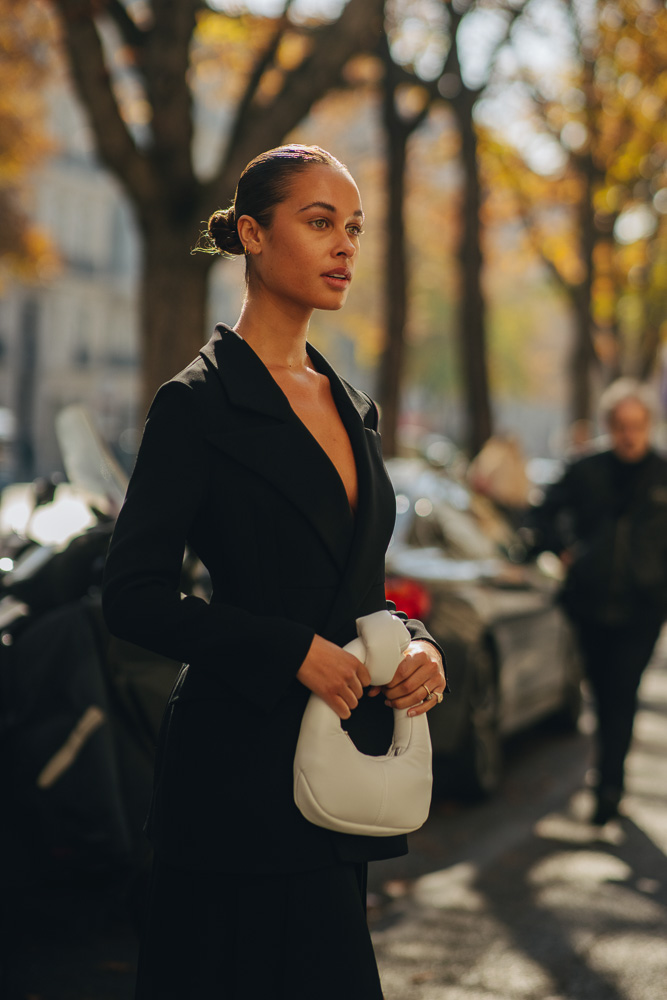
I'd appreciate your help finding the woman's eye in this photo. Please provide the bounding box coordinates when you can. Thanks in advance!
[311,219,329,229]
[347,225,365,237]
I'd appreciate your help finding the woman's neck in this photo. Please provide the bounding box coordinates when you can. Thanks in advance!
[233,296,312,372]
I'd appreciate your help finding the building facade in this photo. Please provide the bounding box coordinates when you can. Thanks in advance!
[0,78,143,482]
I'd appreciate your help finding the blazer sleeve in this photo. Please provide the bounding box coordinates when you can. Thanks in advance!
[527,462,579,557]
[102,379,315,712]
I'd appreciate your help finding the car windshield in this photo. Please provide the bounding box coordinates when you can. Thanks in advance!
[388,460,514,561]
[55,405,128,512]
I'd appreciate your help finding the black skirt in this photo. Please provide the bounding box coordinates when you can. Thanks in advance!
[135,857,384,1000]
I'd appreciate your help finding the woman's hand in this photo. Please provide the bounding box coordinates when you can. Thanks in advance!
[368,640,446,717]
[296,634,371,719]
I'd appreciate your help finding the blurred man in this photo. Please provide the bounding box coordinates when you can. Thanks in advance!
[531,379,667,824]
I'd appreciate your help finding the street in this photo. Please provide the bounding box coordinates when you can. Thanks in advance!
[369,636,667,1000]
[6,639,667,1000]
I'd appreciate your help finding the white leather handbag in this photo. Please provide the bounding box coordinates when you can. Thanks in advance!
[293,610,433,836]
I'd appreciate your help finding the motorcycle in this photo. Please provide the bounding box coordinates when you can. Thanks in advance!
[0,408,195,897]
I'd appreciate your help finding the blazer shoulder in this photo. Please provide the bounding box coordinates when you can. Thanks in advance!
[567,450,610,480]
[158,352,230,413]
[143,358,232,453]
[337,377,378,430]
[171,352,218,394]
[359,389,380,430]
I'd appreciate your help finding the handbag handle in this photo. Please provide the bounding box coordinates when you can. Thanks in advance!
[346,610,412,686]
[306,611,412,743]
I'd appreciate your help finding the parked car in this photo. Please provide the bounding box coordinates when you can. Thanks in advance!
[385,458,583,799]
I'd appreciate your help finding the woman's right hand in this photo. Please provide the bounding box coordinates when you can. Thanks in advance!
[296,634,371,719]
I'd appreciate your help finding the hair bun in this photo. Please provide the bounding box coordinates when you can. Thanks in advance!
[208,206,244,257]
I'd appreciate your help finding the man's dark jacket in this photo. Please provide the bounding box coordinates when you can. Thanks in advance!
[102,325,440,874]
[531,448,667,625]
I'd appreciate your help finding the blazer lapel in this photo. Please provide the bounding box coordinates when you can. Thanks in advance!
[306,345,396,642]
[199,326,355,573]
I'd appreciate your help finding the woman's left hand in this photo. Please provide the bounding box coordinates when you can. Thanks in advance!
[367,640,446,716]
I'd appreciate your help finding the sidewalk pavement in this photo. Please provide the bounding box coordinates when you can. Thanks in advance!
[369,636,667,1000]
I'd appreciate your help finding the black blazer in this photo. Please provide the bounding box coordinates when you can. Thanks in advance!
[102,324,438,874]
[531,448,667,624]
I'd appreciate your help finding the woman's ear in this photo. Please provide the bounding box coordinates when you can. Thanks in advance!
[236,214,262,256]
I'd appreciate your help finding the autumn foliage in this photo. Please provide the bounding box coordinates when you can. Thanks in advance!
[0,0,57,284]
[481,0,667,416]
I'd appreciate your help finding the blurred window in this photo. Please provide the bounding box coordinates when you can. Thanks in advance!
[406,501,501,560]
[389,459,519,560]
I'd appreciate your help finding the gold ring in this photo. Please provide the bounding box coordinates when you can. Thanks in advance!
[435,690,444,704]
[422,683,433,701]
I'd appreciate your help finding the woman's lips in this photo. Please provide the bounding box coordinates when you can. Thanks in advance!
[322,270,351,289]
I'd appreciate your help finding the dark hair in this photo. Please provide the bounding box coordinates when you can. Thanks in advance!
[195,144,347,260]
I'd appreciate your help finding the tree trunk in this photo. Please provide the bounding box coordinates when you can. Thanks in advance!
[569,151,597,422]
[377,88,409,457]
[638,320,661,381]
[139,227,214,418]
[452,92,492,457]
[637,264,665,380]
[570,286,594,421]
[14,297,40,480]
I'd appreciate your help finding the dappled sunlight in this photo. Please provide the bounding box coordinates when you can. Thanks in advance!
[533,799,626,847]
[587,933,667,1000]
[527,851,633,887]
[373,652,667,1000]
[413,862,485,912]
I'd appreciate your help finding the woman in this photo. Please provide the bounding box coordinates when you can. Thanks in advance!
[102,144,446,1000]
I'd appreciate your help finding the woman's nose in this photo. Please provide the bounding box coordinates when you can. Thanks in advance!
[335,232,356,257]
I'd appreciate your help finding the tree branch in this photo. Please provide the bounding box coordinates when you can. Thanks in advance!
[485,0,525,75]
[225,0,296,152]
[51,0,155,204]
[490,142,576,293]
[379,31,432,138]
[205,0,385,210]
[142,0,200,199]
[106,0,148,50]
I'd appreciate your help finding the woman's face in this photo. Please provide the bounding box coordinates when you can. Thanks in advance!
[246,164,364,314]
